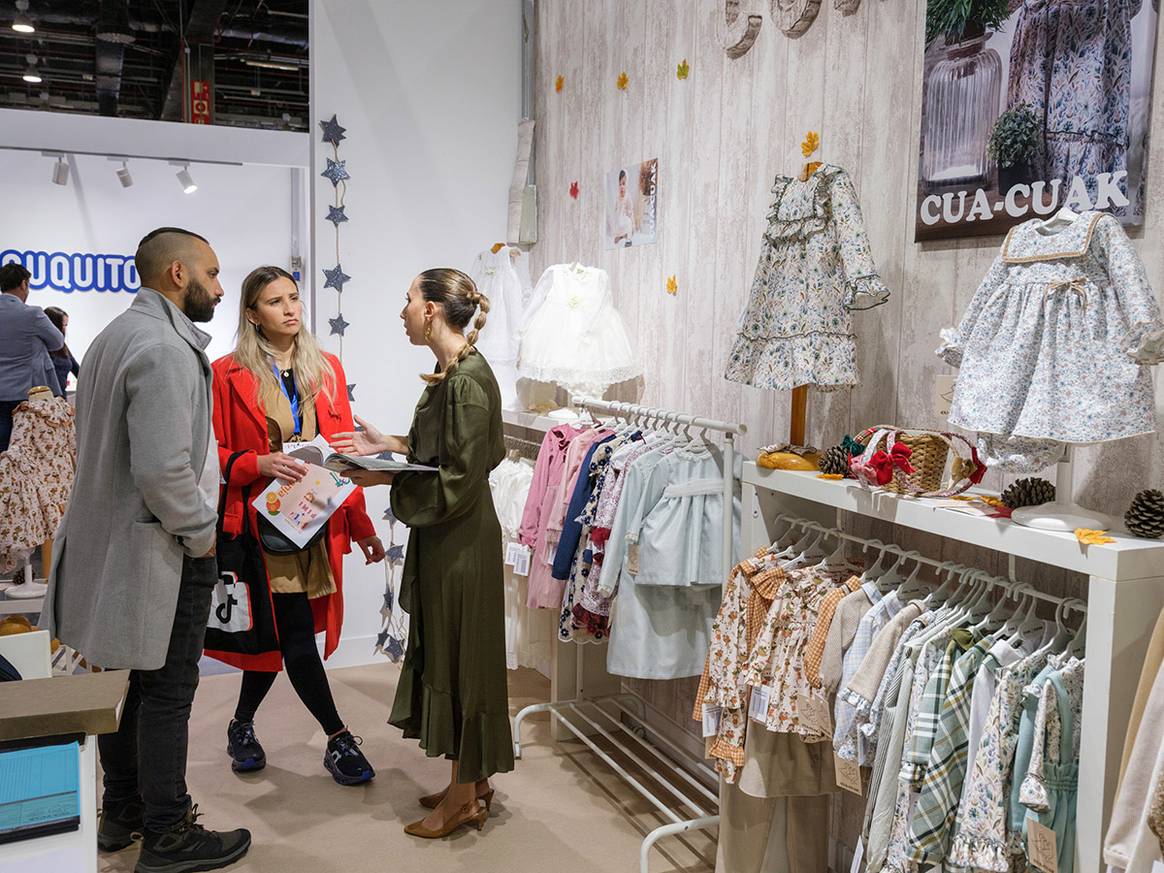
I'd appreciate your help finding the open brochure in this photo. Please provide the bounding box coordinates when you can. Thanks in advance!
[321,453,437,474]
[251,436,356,549]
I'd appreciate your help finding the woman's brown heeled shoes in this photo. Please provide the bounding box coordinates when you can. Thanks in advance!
[404,801,488,839]
[419,784,494,811]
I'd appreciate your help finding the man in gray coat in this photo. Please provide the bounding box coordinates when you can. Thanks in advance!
[44,228,251,873]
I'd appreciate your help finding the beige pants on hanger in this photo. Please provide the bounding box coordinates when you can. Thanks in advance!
[716,781,830,873]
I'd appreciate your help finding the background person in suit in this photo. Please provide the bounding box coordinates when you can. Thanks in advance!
[0,262,64,450]
[43,228,252,873]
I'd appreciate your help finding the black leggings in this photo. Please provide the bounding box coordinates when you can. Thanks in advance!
[234,592,344,735]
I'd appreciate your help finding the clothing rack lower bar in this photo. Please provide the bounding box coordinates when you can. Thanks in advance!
[608,697,720,787]
[512,694,720,873]
[570,700,718,810]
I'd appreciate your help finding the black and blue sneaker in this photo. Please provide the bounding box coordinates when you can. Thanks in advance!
[324,730,375,785]
[226,720,266,773]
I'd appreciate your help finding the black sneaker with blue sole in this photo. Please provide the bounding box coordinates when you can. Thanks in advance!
[324,730,375,785]
[226,720,266,773]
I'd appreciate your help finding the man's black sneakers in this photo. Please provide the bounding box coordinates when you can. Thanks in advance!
[97,796,143,852]
[226,719,266,773]
[135,804,251,873]
[324,730,375,785]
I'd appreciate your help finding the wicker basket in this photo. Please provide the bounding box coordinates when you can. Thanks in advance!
[855,426,950,494]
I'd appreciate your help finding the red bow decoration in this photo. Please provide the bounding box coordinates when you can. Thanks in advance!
[866,441,915,486]
[968,447,987,485]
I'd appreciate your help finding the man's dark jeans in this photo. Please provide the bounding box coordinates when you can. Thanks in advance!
[98,554,216,832]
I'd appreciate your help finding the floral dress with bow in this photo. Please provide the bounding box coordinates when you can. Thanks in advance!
[724,163,890,391]
[938,212,1164,471]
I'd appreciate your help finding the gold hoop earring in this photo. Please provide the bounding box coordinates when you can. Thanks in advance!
[424,319,433,341]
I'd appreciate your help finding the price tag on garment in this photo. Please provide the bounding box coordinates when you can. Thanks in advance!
[627,543,641,575]
[934,374,957,420]
[834,752,863,796]
[850,837,865,873]
[747,685,771,723]
[512,545,531,577]
[701,704,722,738]
[504,542,520,566]
[1027,818,1059,873]
[1152,863,1164,873]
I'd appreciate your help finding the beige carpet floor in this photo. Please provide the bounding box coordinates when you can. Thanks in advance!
[97,664,716,873]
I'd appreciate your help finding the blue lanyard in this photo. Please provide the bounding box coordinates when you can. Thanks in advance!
[272,361,301,435]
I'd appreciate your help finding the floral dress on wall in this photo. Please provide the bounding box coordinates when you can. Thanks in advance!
[937,212,1163,471]
[1006,0,1141,211]
[724,163,890,392]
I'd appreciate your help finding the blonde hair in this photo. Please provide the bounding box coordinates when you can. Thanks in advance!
[233,266,335,408]
[416,268,490,384]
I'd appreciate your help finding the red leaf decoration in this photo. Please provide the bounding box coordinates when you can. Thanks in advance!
[569,180,580,199]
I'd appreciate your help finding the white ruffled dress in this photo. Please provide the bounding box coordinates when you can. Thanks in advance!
[517,263,641,397]
[938,212,1164,471]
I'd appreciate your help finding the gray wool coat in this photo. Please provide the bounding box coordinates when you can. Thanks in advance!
[43,288,219,670]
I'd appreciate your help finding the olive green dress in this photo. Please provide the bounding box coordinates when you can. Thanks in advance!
[388,351,514,783]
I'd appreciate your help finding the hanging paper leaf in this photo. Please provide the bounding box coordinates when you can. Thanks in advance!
[555,74,565,93]
[569,180,580,199]
[616,71,629,91]
[382,588,394,613]
[1074,528,1115,545]
[665,275,678,295]
[801,130,821,158]
[382,507,397,526]
[386,636,405,662]
[676,59,690,80]
[387,543,406,564]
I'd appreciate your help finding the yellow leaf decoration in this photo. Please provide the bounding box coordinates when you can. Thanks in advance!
[666,275,678,295]
[677,59,690,80]
[818,473,845,480]
[555,74,564,93]
[801,130,821,158]
[1075,528,1116,545]
[616,71,629,91]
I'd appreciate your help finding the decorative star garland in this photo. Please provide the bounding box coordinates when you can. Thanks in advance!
[375,506,409,662]
[319,114,350,359]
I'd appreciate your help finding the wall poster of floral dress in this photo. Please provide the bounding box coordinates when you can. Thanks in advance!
[914,0,1159,241]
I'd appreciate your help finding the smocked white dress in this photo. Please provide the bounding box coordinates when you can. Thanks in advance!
[517,263,641,397]
[938,212,1163,471]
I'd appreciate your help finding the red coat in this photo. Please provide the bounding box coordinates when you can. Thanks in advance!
[204,352,376,672]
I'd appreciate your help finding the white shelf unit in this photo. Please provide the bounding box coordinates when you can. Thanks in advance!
[742,463,1164,873]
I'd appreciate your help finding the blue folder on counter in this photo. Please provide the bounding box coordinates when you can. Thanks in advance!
[0,741,81,844]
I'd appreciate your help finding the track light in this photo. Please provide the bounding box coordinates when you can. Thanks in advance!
[52,156,69,186]
[116,161,133,188]
[12,0,34,33]
[176,164,197,194]
[22,53,41,83]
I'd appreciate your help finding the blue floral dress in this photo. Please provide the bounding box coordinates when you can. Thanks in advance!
[938,212,1164,471]
[725,163,890,391]
[1006,0,1141,211]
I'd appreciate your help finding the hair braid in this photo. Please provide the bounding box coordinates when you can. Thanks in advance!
[417,269,489,385]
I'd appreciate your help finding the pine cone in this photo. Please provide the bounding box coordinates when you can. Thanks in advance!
[819,444,852,477]
[1125,489,1164,539]
[1001,477,1056,509]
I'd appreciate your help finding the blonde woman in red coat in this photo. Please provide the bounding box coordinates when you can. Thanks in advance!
[208,265,385,785]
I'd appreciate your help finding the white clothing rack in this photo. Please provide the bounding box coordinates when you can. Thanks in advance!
[743,464,1164,873]
[510,399,745,873]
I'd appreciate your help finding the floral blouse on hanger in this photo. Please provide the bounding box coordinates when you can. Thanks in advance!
[725,164,890,392]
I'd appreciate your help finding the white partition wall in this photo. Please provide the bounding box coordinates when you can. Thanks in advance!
[310,0,522,665]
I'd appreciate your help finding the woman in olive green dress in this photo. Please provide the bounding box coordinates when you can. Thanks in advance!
[332,267,513,839]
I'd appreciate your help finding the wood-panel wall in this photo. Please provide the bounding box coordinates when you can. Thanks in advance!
[530,1,1164,863]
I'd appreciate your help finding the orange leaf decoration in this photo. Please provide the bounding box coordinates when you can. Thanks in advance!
[1074,528,1115,545]
[666,275,678,295]
[569,180,580,200]
[555,74,564,93]
[676,59,690,80]
[801,130,821,158]
[616,71,629,91]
